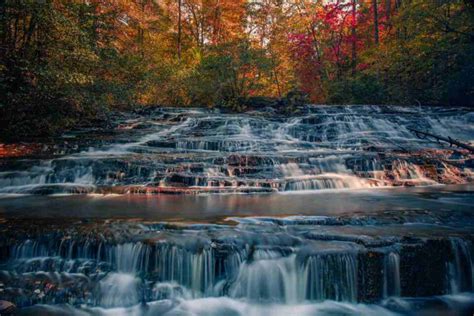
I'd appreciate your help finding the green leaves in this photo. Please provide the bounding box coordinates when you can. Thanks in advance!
[185,40,273,108]
[1,0,473,139]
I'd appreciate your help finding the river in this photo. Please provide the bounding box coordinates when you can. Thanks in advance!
[0,105,473,315]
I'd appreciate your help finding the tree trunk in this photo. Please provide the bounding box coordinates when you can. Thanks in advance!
[408,128,474,153]
[385,0,391,19]
[0,0,7,54]
[373,0,379,45]
[351,0,357,74]
[139,0,146,57]
[269,50,282,98]
[177,0,182,61]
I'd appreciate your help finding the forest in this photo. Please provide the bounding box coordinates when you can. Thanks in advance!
[1,0,473,137]
[1,2,474,315]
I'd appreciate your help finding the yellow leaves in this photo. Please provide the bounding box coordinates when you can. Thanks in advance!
[56,72,95,86]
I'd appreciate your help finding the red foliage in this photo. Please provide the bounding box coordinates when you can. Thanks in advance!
[0,144,41,158]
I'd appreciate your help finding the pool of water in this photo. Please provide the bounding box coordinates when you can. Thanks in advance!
[0,184,472,223]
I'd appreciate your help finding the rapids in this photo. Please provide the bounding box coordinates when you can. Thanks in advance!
[0,105,472,195]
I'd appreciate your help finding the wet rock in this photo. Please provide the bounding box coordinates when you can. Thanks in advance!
[1,106,473,196]
[357,251,385,302]
[399,239,453,297]
[0,301,16,315]
[1,218,473,308]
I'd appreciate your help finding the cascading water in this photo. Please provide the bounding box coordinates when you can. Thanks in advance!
[0,105,472,195]
[1,215,474,315]
[98,273,141,308]
[448,238,474,294]
[1,105,473,315]
[301,252,358,302]
[153,243,216,296]
[229,251,301,303]
[383,252,401,297]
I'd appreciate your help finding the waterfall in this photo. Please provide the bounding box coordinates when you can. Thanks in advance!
[302,253,358,302]
[2,219,474,315]
[153,244,216,296]
[383,252,401,297]
[280,163,304,177]
[0,105,471,195]
[110,243,151,273]
[229,250,358,303]
[99,273,141,308]
[448,238,474,293]
[11,240,49,259]
[6,231,474,309]
[283,174,376,191]
[229,251,299,303]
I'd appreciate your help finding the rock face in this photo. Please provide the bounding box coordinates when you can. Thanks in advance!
[0,216,473,312]
[0,300,16,315]
[0,105,472,196]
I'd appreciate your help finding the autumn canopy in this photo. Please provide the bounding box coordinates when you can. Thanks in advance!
[0,0,473,136]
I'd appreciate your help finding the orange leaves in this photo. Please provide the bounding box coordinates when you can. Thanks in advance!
[0,144,41,158]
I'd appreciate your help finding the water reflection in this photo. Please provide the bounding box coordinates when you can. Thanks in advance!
[0,184,473,222]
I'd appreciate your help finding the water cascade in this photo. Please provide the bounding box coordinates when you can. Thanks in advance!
[1,217,473,315]
[0,105,473,315]
[0,105,472,195]
[383,252,401,297]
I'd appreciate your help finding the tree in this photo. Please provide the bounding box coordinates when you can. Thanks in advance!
[1,0,473,139]
[188,39,272,108]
